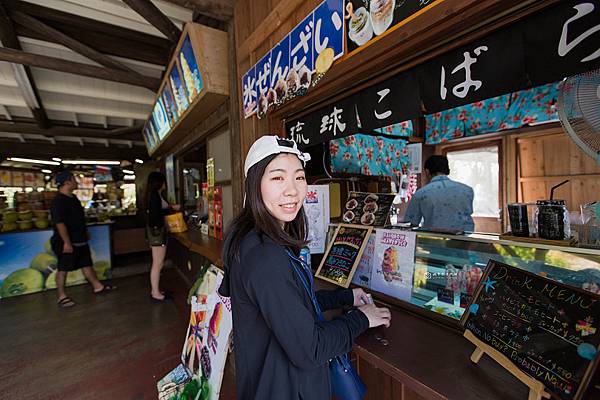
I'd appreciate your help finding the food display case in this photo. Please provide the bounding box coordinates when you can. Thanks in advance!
[351,230,600,322]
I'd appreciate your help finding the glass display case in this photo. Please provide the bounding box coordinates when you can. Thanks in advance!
[349,230,600,322]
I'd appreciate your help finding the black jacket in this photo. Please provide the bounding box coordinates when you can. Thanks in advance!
[147,191,170,228]
[220,230,369,400]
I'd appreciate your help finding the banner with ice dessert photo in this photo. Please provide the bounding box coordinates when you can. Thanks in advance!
[369,228,416,302]
[345,0,439,54]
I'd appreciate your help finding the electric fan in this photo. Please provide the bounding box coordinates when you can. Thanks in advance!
[557,69,600,163]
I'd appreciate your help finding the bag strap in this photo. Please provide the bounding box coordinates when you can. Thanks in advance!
[286,249,325,322]
[287,249,355,365]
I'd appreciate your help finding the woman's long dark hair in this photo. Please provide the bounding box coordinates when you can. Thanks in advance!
[222,154,308,268]
[144,171,166,211]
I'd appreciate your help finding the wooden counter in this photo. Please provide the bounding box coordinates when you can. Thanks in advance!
[352,305,600,400]
[352,307,529,400]
[166,239,600,400]
[170,230,223,267]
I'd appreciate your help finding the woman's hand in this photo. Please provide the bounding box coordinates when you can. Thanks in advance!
[352,288,370,306]
[357,304,392,328]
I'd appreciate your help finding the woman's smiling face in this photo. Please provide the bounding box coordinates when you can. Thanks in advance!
[260,153,307,227]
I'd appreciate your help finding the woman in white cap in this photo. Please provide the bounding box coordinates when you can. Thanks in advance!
[219,135,391,399]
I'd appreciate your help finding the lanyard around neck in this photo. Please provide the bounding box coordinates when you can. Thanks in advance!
[286,249,324,319]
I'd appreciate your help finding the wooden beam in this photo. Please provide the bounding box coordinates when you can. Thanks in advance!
[6,0,171,65]
[106,124,144,138]
[16,24,170,66]
[193,12,227,31]
[10,11,139,74]
[0,2,50,129]
[5,0,171,46]
[0,105,13,121]
[227,21,243,213]
[0,140,148,160]
[0,47,160,91]
[161,0,233,21]
[0,121,142,140]
[122,0,182,43]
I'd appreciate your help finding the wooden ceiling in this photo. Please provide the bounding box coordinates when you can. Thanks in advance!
[0,0,232,162]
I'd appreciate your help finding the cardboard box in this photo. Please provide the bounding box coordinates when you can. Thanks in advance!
[213,186,223,240]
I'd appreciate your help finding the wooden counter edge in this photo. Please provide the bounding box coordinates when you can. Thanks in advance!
[352,343,449,400]
[171,231,223,267]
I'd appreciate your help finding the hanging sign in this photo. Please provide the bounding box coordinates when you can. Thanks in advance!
[288,95,359,147]
[242,0,345,119]
[524,0,600,86]
[419,28,529,113]
[0,170,12,186]
[345,0,441,54]
[143,23,229,156]
[286,0,600,147]
[354,71,421,130]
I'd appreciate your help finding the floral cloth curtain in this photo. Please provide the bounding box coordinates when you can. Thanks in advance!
[330,120,412,176]
[425,81,560,145]
[330,82,559,175]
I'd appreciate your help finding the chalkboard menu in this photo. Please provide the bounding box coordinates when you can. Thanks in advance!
[463,260,600,400]
[342,192,395,227]
[316,224,373,288]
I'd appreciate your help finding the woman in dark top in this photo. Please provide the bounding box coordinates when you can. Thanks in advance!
[146,171,178,301]
[219,136,391,399]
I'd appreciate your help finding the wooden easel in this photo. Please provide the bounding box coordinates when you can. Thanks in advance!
[464,330,552,400]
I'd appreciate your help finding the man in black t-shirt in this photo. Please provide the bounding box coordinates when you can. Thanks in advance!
[50,171,115,308]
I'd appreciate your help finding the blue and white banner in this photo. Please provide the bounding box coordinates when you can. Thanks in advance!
[241,0,345,119]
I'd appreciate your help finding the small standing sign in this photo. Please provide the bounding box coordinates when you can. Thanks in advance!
[316,224,373,288]
[462,260,600,400]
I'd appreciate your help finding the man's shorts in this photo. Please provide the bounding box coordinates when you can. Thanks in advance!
[56,244,93,272]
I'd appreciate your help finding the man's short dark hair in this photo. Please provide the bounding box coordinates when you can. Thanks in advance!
[424,155,450,175]
[55,170,74,187]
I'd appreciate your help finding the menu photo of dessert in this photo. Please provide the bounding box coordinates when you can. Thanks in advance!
[345,0,433,53]
[343,191,395,227]
[370,228,416,302]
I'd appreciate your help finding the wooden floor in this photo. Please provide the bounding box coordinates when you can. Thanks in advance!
[0,269,235,400]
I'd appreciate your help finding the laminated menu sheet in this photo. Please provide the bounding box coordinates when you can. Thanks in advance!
[305,185,330,254]
[369,229,416,302]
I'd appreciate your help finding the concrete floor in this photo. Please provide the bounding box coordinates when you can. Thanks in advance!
[0,269,234,400]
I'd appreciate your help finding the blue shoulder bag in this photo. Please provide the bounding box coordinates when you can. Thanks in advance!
[286,250,367,400]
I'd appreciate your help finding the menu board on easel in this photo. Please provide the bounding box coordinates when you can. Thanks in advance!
[316,224,373,288]
[462,260,600,400]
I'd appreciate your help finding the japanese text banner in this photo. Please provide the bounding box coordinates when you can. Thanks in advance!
[354,71,421,130]
[287,96,359,148]
[524,0,600,86]
[419,28,528,113]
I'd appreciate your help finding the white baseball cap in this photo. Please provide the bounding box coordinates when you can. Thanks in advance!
[244,135,311,177]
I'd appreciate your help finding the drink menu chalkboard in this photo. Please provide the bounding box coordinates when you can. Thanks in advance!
[316,224,373,288]
[463,260,600,400]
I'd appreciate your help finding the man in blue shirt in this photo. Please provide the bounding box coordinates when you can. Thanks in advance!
[404,155,475,232]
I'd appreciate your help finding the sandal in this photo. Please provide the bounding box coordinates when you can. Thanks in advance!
[150,293,173,303]
[57,297,76,308]
[94,284,117,295]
